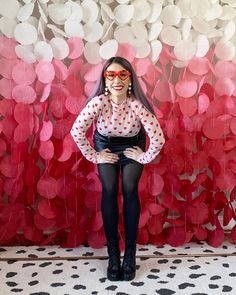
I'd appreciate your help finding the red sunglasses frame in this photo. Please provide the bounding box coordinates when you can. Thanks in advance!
[103,70,131,81]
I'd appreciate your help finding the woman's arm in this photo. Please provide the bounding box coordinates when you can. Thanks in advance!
[70,96,102,164]
[135,101,165,164]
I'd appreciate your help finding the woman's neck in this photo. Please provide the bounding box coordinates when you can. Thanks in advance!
[109,94,127,105]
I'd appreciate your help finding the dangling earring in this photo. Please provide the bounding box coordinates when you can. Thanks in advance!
[105,84,109,96]
[128,82,132,96]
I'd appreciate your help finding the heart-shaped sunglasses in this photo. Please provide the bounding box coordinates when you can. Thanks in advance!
[104,70,131,81]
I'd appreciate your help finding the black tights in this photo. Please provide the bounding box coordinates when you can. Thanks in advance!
[97,162,144,243]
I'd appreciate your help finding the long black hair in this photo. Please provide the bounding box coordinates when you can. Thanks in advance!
[86,56,155,115]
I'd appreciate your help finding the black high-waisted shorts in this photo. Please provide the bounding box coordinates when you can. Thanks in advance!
[93,127,146,165]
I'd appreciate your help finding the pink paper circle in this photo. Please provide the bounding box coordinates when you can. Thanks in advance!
[37,176,58,199]
[14,123,31,143]
[116,43,136,63]
[84,64,103,82]
[175,80,198,98]
[12,85,36,104]
[214,60,236,78]
[202,118,226,139]
[65,95,85,114]
[68,37,84,59]
[179,97,197,117]
[134,58,151,77]
[38,199,58,219]
[39,140,54,160]
[66,75,83,97]
[35,61,55,84]
[198,93,210,114]
[155,81,172,102]
[215,78,235,96]
[0,36,17,59]
[39,120,53,141]
[0,58,19,79]
[12,61,36,85]
[52,59,68,80]
[188,57,210,75]
[14,103,32,123]
[0,78,16,98]
[231,117,236,135]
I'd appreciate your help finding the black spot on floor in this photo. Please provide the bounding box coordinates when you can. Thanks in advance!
[53,269,63,274]
[106,285,118,291]
[222,285,232,292]
[22,263,35,268]
[6,281,18,287]
[210,275,221,280]
[73,284,86,290]
[189,265,201,270]
[178,283,195,289]
[39,262,52,267]
[158,259,169,264]
[28,280,39,286]
[6,272,17,278]
[131,281,144,286]
[222,263,229,268]
[147,274,159,279]
[156,288,176,295]
[71,274,79,278]
[51,283,65,287]
[189,273,206,279]
[209,284,219,289]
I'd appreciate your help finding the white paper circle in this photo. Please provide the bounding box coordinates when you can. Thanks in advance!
[48,4,71,25]
[101,22,114,43]
[114,5,134,24]
[34,41,53,61]
[146,2,162,23]
[219,5,235,20]
[177,0,195,19]
[15,45,36,64]
[150,40,162,63]
[182,18,192,40]
[99,39,118,59]
[148,21,163,41]
[190,0,211,18]
[84,42,101,64]
[0,17,17,38]
[66,1,83,22]
[49,37,69,60]
[84,22,103,42]
[81,0,99,23]
[195,35,209,57]
[161,5,182,26]
[17,3,34,22]
[160,26,181,46]
[0,0,20,19]
[64,20,84,38]
[133,0,151,21]
[174,40,196,61]
[131,20,148,39]
[100,2,114,20]
[215,40,235,61]
[14,22,38,45]
[204,3,222,21]
[132,39,151,58]
[114,25,135,43]
[224,21,235,40]
[192,17,211,34]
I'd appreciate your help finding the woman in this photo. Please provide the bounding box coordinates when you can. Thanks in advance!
[70,56,165,281]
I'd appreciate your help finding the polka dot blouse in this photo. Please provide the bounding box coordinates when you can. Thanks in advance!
[70,94,165,164]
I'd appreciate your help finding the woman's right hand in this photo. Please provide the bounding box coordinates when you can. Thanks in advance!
[97,148,119,164]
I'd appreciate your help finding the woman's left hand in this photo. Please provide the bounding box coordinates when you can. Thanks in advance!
[123,146,144,162]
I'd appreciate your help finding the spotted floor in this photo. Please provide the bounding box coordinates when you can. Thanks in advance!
[0,239,236,295]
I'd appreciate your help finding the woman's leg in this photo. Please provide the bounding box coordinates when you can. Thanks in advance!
[97,163,121,281]
[121,161,144,242]
[97,163,120,240]
[121,161,144,280]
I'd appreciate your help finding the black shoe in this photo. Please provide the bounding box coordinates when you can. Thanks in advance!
[107,238,121,281]
[121,240,136,281]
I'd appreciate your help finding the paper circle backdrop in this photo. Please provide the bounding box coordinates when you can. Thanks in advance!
[0,0,236,248]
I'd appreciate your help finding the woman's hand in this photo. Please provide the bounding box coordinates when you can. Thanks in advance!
[123,146,144,162]
[97,148,119,164]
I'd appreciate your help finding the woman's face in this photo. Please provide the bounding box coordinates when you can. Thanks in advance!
[104,63,131,98]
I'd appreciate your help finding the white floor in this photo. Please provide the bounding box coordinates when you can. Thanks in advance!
[0,239,236,295]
